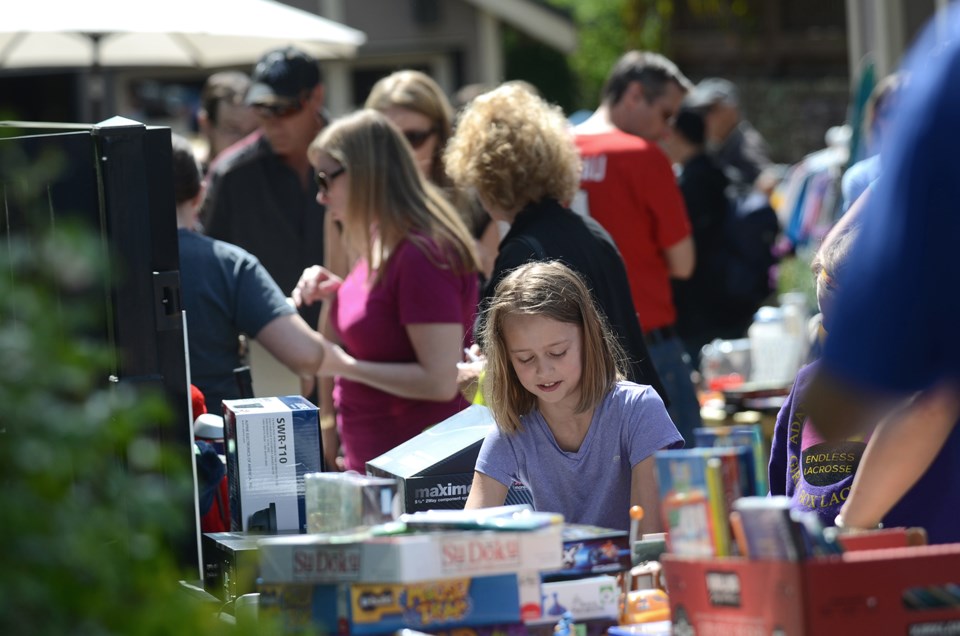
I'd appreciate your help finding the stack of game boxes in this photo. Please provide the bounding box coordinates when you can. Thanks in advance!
[256,505,559,635]
[255,503,641,636]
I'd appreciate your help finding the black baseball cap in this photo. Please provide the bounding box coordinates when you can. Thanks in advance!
[246,47,322,107]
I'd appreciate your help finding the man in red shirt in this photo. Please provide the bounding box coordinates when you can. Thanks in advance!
[573,50,703,443]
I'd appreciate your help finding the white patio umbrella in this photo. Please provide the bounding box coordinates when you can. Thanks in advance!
[0,0,365,68]
[0,0,366,119]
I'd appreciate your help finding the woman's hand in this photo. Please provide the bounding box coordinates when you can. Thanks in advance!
[321,427,345,472]
[317,338,354,377]
[292,265,343,307]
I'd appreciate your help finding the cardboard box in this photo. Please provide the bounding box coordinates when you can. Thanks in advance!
[258,573,527,635]
[201,531,262,602]
[222,396,322,533]
[533,575,620,622]
[663,543,960,634]
[365,405,532,513]
[543,524,632,581]
[654,447,753,557]
[257,524,563,584]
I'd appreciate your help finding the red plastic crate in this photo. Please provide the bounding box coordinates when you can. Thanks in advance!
[663,543,960,635]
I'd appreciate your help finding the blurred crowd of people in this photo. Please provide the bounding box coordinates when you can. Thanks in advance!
[176,4,960,536]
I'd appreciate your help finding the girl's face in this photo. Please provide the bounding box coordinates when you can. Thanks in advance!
[313,150,349,223]
[501,313,584,411]
[380,105,438,180]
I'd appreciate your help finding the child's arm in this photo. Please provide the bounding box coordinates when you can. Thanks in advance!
[630,456,663,535]
[839,380,960,529]
[464,472,509,510]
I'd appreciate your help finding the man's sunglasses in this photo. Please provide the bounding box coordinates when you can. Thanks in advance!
[402,128,437,150]
[252,100,304,119]
[315,166,346,194]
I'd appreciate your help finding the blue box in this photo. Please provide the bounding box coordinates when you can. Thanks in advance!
[222,396,321,533]
[542,524,631,581]
[258,573,523,635]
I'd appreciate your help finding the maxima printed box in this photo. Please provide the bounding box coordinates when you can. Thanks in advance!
[222,396,321,533]
[366,405,532,513]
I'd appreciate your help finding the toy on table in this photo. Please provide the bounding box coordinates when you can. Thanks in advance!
[619,506,671,625]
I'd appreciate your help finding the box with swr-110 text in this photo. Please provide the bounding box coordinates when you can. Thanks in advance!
[223,396,321,533]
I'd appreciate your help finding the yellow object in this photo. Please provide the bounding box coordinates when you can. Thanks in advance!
[705,457,731,557]
[319,413,337,431]
[471,369,487,405]
[620,588,671,625]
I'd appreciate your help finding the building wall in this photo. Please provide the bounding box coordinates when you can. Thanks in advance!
[339,0,483,104]
[669,0,851,165]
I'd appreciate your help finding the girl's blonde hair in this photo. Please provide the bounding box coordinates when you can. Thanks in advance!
[365,70,454,189]
[444,82,580,213]
[308,109,478,282]
[480,261,626,433]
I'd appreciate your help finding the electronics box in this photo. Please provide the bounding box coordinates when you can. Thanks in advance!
[257,523,563,584]
[365,405,531,513]
[543,524,632,581]
[201,532,262,602]
[662,543,960,634]
[258,573,527,635]
[222,396,321,533]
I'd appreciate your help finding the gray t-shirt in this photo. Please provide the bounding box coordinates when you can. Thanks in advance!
[178,228,295,415]
[475,381,683,530]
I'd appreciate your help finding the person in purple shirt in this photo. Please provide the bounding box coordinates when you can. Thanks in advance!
[804,5,960,544]
[768,219,866,526]
[465,261,682,533]
[771,195,960,543]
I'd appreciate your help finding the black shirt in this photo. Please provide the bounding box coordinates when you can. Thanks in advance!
[673,153,756,349]
[204,135,325,328]
[479,198,669,406]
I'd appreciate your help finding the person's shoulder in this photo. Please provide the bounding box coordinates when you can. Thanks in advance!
[577,128,653,153]
[394,233,445,263]
[178,228,215,254]
[209,133,270,178]
[206,234,261,267]
[788,360,821,400]
[606,381,663,409]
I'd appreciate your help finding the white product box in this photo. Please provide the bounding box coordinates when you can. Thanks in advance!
[222,396,321,533]
[532,575,620,623]
[257,523,564,584]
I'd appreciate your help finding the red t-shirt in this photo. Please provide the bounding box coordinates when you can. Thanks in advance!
[574,130,691,330]
[331,235,478,472]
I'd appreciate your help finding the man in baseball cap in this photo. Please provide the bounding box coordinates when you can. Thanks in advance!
[203,46,327,333]
[246,47,322,111]
[687,77,772,194]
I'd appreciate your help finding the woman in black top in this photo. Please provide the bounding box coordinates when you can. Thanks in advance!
[445,82,668,405]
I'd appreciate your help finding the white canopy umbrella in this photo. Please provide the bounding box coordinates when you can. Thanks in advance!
[0,0,366,120]
[0,0,365,68]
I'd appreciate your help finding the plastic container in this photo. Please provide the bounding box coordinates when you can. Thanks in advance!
[747,306,805,386]
[699,338,751,390]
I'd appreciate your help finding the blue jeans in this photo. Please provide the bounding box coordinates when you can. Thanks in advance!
[646,336,703,446]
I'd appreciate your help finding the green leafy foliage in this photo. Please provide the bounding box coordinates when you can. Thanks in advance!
[0,162,275,635]
[527,0,757,110]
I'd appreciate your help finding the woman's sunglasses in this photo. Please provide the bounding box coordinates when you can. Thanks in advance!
[402,128,437,150]
[315,166,346,195]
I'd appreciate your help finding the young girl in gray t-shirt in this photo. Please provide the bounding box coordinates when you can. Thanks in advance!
[465,261,683,532]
